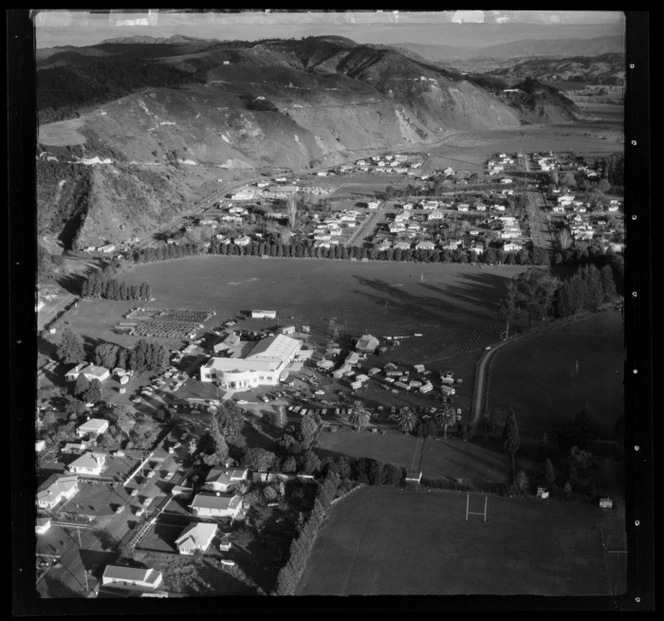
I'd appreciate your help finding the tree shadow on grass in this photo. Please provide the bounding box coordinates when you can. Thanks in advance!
[352,275,492,326]
[41,573,83,599]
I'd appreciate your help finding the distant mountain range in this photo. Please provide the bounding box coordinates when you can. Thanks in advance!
[393,35,625,62]
[36,34,584,250]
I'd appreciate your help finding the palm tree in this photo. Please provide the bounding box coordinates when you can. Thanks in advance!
[395,408,418,434]
[435,406,456,438]
[348,400,370,431]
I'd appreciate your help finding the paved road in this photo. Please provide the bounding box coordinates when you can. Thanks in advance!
[37,294,76,332]
[345,201,386,248]
[525,189,554,252]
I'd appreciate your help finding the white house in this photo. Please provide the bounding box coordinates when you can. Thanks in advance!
[427,210,444,221]
[457,204,469,212]
[190,494,243,519]
[175,522,217,556]
[421,200,439,210]
[37,475,79,510]
[65,364,110,383]
[102,565,164,591]
[443,167,454,177]
[205,467,249,493]
[416,240,436,251]
[67,452,107,476]
[76,418,109,439]
[251,310,277,319]
[503,242,523,252]
[367,201,380,209]
[36,517,52,535]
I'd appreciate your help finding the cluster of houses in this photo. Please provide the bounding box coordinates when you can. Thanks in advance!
[311,209,366,248]
[367,195,526,255]
[230,179,333,201]
[487,153,519,177]
[315,153,425,178]
[549,191,624,250]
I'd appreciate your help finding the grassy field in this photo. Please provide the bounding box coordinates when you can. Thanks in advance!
[64,258,524,392]
[425,114,623,173]
[317,429,535,485]
[38,117,87,146]
[296,485,625,596]
[488,310,624,440]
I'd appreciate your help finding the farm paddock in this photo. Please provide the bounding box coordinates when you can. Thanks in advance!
[296,485,626,596]
[488,310,624,440]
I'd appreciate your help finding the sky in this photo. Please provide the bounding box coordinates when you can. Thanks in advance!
[34,10,625,50]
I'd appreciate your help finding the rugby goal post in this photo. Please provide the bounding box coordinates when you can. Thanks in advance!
[465,494,488,522]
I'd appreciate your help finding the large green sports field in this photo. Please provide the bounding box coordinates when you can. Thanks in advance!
[488,310,624,439]
[296,486,626,596]
[65,257,525,392]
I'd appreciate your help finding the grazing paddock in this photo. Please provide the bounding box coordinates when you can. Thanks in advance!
[296,485,625,596]
[317,428,541,485]
[488,310,624,440]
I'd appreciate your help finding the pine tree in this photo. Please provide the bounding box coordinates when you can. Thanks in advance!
[583,264,604,310]
[502,410,521,479]
[544,458,556,487]
[85,379,103,403]
[57,328,86,365]
[74,373,90,397]
[600,264,617,301]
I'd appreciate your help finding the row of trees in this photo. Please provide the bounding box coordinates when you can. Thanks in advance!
[498,263,620,338]
[273,453,405,595]
[273,473,340,595]
[56,328,169,375]
[555,263,617,318]
[133,242,202,264]
[206,236,551,266]
[81,272,150,301]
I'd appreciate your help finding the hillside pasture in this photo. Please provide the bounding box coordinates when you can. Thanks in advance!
[38,117,87,146]
[296,485,624,596]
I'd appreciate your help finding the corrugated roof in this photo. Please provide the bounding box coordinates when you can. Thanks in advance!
[191,493,241,511]
[103,565,162,585]
[247,334,301,362]
[175,522,217,548]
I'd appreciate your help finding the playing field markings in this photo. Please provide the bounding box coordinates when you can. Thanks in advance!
[465,494,488,523]
[602,528,628,596]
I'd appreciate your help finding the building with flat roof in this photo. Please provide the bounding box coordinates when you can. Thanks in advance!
[76,418,109,439]
[200,334,301,390]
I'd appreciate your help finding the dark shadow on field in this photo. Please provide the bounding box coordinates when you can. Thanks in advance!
[423,438,510,482]
[41,573,83,598]
[351,276,490,325]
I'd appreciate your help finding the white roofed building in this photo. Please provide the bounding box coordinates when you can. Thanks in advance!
[200,335,301,390]
[175,522,217,556]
